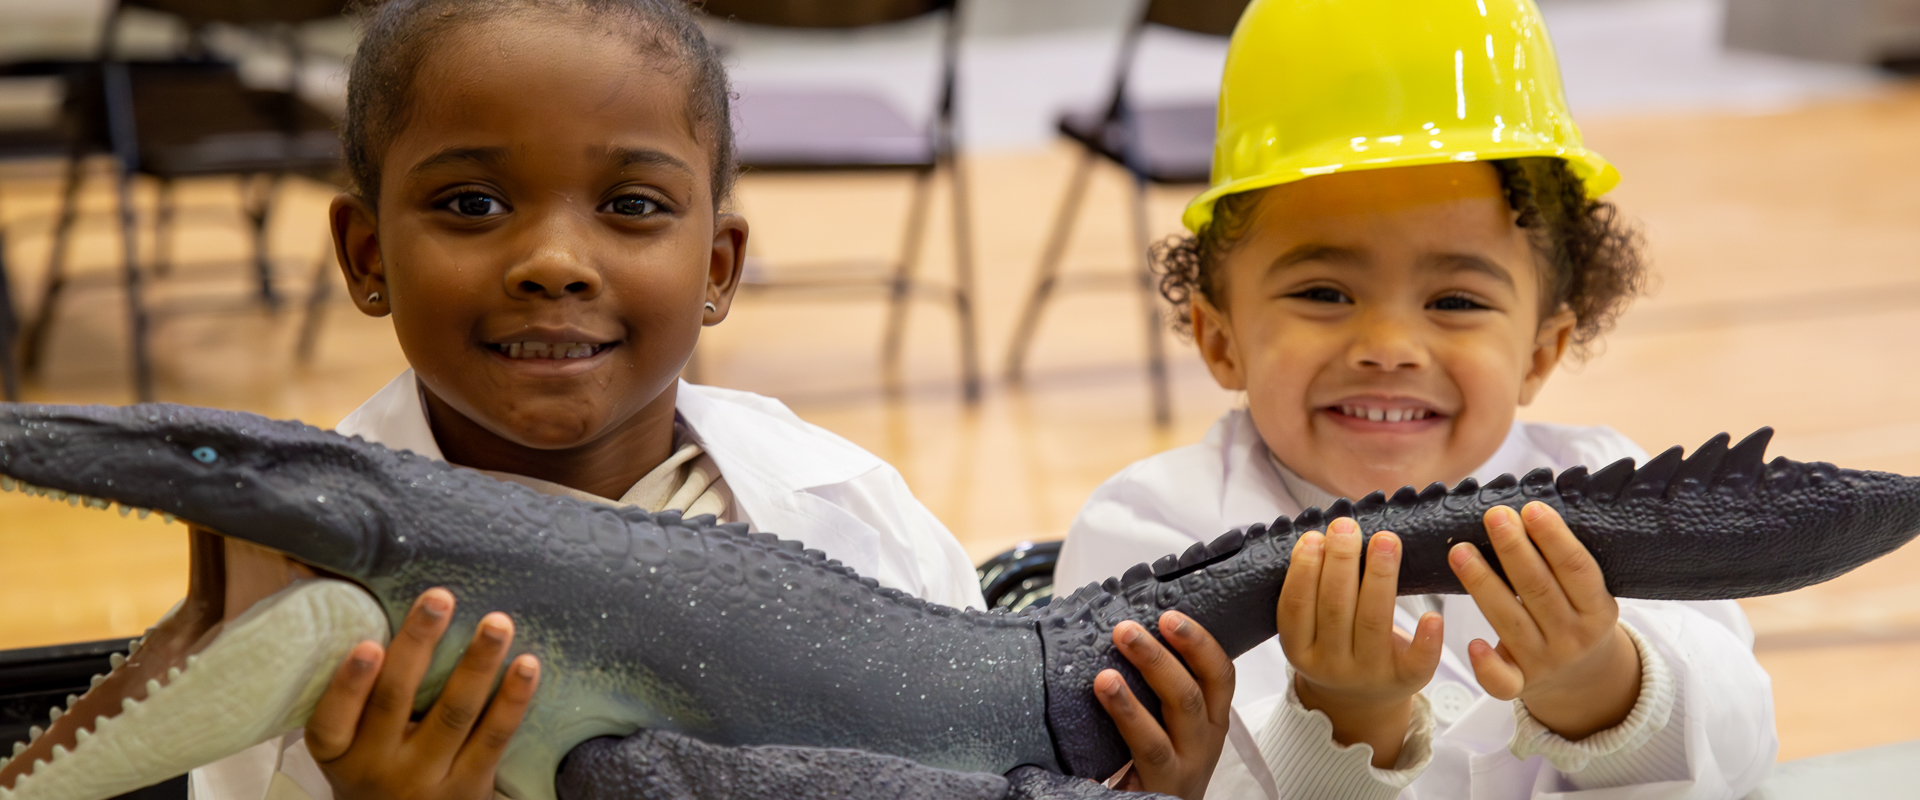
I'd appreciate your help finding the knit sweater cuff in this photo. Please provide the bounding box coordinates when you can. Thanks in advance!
[1255,668,1436,800]
[1507,621,1678,774]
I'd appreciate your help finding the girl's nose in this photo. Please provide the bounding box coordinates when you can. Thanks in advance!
[504,243,603,300]
[1347,311,1427,371]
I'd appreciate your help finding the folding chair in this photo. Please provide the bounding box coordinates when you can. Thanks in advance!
[0,59,101,402]
[1002,0,1249,426]
[0,230,17,401]
[701,0,982,401]
[21,0,347,401]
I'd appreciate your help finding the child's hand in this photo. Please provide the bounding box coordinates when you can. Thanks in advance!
[307,588,541,800]
[1448,502,1641,740]
[1278,518,1443,768]
[1093,611,1234,800]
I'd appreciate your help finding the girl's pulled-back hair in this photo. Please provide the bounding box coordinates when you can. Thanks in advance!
[1155,157,1648,359]
[342,0,736,208]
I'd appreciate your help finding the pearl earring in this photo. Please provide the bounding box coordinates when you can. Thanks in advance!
[704,302,717,313]
[366,291,382,304]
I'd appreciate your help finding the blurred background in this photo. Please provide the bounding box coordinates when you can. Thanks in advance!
[3,0,1920,774]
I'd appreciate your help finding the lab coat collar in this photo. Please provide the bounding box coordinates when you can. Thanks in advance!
[1214,409,1304,525]
[671,380,882,493]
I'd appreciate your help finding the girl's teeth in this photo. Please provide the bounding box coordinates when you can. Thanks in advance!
[1339,406,1432,422]
[499,342,602,360]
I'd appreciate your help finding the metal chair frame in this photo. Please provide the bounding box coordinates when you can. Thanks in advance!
[0,230,18,401]
[713,1,982,401]
[21,1,344,401]
[1003,1,1246,426]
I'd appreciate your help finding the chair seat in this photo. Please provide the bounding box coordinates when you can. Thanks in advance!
[732,89,934,170]
[73,61,342,177]
[1058,101,1216,185]
[147,129,341,175]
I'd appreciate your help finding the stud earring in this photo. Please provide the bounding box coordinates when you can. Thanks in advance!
[704,302,717,313]
[366,291,382,304]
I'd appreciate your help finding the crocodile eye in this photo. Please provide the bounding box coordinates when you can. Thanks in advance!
[191,447,218,464]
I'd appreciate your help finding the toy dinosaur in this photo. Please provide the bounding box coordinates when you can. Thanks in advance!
[1,403,1917,800]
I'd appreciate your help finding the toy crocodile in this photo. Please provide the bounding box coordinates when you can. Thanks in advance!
[1,403,1917,800]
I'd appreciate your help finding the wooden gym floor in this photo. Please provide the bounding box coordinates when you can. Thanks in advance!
[4,87,1920,762]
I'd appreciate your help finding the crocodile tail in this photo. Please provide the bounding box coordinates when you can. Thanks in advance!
[1554,428,1920,599]
[1030,427,1920,776]
[1030,521,1300,778]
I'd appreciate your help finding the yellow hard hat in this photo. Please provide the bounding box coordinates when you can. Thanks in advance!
[1183,0,1619,233]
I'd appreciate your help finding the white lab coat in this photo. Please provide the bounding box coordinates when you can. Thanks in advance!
[1057,409,1777,800]
[188,371,985,800]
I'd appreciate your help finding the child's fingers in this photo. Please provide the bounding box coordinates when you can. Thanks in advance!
[1113,618,1206,753]
[1448,542,1544,654]
[1482,507,1576,632]
[1352,531,1403,661]
[1468,638,1525,700]
[1520,502,1615,617]
[306,640,385,763]
[361,588,457,745]
[1093,668,1176,776]
[1393,612,1445,686]
[449,654,541,782]
[1277,532,1324,652]
[414,612,517,770]
[1315,518,1365,655]
[1158,611,1235,728]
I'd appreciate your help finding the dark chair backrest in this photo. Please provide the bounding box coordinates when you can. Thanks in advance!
[699,0,951,28]
[119,0,353,26]
[1144,0,1251,37]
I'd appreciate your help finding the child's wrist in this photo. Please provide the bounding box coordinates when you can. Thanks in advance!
[1294,674,1416,754]
[1519,625,1643,740]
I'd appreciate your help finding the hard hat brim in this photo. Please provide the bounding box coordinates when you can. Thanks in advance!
[1181,148,1620,234]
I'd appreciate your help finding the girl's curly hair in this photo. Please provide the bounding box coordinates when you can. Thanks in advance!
[1154,157,1647,359]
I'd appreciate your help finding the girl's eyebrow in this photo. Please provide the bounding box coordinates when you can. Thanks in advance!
[605,147,694,179]
[407,146,508,178]
[1424,253,1517,291]
[1267,244,1362,277]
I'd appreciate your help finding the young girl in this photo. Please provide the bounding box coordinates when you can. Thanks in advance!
[189,2,1232,800]
[1055,1,1776,798]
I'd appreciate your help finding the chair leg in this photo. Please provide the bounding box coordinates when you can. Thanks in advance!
[1004,148,1097,382]
[153,176,175,277]
[1129,176,1170,427]
[22,153,86,376]
[294,236,334,364]
[244,173,284,309]
[0,230,19,402]
[880,169,935,380]
[945,153,983,404]
[114,163,155,402]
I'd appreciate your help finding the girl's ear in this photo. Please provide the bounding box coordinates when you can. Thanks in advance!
[330,193,389,318]
[1518,306,1576,405]
[702,212,749,325]
[1192,293,1247,391]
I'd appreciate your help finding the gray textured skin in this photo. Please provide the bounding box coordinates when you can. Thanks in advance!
[3,404,1919,797]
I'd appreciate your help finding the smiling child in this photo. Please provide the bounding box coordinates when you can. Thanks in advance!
[187,2,1231,800]
[1055,1,1777,798]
